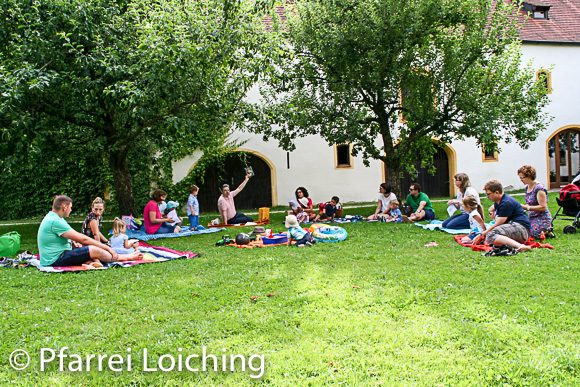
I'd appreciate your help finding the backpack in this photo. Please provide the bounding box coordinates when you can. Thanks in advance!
[0,231,21,257]
[122,215,142,230]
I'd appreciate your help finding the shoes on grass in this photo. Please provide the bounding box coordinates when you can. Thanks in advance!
[484,245,518,256]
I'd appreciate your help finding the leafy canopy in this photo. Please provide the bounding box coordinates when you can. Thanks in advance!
[0,0,274,216]
[249,0,550,184]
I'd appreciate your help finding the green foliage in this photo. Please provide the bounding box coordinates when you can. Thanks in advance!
[0,0,275,216]
[248,0,550,191]
[0,124,112,219]
[170,147,253,205]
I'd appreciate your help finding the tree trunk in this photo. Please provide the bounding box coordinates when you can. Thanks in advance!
[110,152,135,215]
[385,163,403,201]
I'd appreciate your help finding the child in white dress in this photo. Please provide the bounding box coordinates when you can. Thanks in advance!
[460,196,487,244]
[164,201,182,228]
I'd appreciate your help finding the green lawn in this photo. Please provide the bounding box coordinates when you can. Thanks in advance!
[0,197,578,385]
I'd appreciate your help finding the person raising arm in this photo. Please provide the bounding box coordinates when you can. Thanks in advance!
[217,172,253,225]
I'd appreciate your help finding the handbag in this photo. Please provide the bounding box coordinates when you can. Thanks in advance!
[0,231,21,257]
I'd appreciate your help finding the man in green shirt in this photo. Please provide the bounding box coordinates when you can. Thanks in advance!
[403,183,436,222]
[38,195,135,267]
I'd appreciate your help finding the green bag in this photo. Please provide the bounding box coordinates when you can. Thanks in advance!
[0,231,21,257]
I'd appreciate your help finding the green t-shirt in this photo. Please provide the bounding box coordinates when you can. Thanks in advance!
[37,211,73,266]
[406,192,433,212]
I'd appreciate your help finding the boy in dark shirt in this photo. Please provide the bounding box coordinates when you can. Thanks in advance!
[314,196,342,222]
[475,180,532,252]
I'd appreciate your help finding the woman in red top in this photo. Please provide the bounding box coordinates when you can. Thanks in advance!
[291,186,316,222]
[143,189,182,234]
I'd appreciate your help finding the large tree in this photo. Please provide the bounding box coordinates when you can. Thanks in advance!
[249,0,550,194]
[0,0,272,214]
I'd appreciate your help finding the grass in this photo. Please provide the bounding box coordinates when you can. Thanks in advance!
[0,196,578,385]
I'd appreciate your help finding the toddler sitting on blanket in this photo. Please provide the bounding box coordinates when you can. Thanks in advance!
[460,196,487,244]
[111,218,141,254]
[383,200,402,223]
[285,215,314,247]
[164,201,183,227]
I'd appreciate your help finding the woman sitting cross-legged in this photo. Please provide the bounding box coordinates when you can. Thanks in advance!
[367,183,397,221]
[143,189,182,234]
[290,186,316,222]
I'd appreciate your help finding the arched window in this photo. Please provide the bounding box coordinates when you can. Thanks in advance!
[536,69,552,94]
[548,128,580,188]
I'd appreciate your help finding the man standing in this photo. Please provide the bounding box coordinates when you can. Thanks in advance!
[217,172,253,225]
[38,195,138,267]
[476,180,532,252]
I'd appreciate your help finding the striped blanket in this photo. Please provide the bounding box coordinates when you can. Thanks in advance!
[27,242,199,272]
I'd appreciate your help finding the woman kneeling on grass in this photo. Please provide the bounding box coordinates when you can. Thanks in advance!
[81,197,109,244]
[517,164,554,239]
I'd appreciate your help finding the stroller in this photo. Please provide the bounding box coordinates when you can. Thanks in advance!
[552,183,580,234]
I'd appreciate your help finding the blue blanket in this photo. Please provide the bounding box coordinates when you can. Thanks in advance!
[126,226,224,241]
[414,220,492,235]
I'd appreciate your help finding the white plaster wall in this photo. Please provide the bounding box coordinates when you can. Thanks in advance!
[173,43,580,202]
[172,151,204,184]
[232,130,385,205]
[449,43,580,192]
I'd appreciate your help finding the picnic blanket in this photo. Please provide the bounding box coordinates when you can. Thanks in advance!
[227,240,293,249]
[453,235,554,252]
[331,215,365,223]
[414,220,494,235]
[208,220,270,228]
[24,243,199,273]
[126,226,223,241]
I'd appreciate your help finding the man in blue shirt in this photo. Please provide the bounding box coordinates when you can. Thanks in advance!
[475,180,532,252]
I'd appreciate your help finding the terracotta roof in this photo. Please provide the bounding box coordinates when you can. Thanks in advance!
[262,5,287,31]
[524,0,552,7]
[519,0,580,43]
[262,1,580,43]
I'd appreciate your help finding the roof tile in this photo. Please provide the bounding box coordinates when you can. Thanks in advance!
[519,0,580,42]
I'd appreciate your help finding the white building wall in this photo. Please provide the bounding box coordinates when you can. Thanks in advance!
[230,130,385,205]
[449,43,580,193]
[173,43,580,204]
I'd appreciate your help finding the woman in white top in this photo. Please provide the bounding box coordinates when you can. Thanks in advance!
[442,173,480,229]
[368,183,397,220]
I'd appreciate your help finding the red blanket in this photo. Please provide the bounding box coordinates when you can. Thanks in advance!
[453,235,553,252]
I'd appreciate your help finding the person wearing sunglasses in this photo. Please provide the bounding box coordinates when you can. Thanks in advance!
[403,183,435,223]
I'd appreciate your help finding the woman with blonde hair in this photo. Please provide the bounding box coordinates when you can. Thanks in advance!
[81,197,109,244]
[442,173,480,229]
